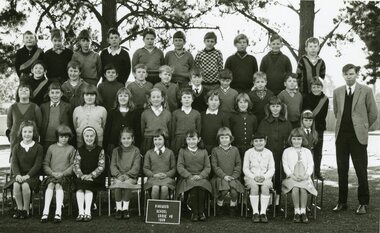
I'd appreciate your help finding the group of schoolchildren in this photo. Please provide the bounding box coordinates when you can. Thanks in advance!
[6,26,330,225]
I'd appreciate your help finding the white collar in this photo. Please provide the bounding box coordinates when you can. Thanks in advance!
[107,46,122,55]
[220,86,230,93]
[154,146,165,155]
[50,101,60,107]
[304,128,311,134]
[188,147,198,153]
[191,84,202,92]
[20,141,35,152]
[206,108,218,115]
[181,106,192,114]
[346,83,356,94]
[151,106,163,116]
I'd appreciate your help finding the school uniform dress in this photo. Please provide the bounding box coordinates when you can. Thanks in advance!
[98,80,124,111]
[170,107,201,155]
[154,82,180,112]
[296,55,326,94]
[109,145,141,189]
[44,48,73,83]
[176,148,212,194]
[72,50,102,86]
[10,141,43,191]
[143,147,176,190]
[73,145,105,192]
[100,46,131,84]
[132,47,164,85]
[15,45,44,80]
[277,89,303,128]
[42,143,75,190]
[229,112,258,156]
[243,148,275,189]
[211,146,244,193]
[201,109,230,154]
[281,147,317,196]
[164,50,194,87]
[247,88,275,124]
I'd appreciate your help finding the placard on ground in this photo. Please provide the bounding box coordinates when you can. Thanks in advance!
[145,199,181,225]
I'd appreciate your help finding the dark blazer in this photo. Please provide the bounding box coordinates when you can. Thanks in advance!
[40,101,72,141]
[333,83,378,145]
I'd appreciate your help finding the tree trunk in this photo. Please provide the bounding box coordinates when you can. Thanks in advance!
[101,0,117,48]
[298,0,315,58]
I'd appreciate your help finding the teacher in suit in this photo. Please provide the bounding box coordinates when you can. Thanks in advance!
[332,64,378,214]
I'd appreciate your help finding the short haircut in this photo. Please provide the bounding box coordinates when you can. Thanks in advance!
[310,77,323,87]
[305,37,319,47]
[216,127,234,144]
[342,64,360,74]
[143,28,156,38]
[253,71,267,82]
[48,81,62,92]
[287,128,308,147]
[77,29,91,41]
[80,84,101,106]
[204,31,217,43]
[17,120,39,139]
[67,60,81,71]
[104,63,117,73]
[107,28,120,37]
[56,124,73,139]
[182,129,205,149]
[234,93,252,112]
[119,127,135,141]
[190,67,204,77]
[270,34,282,43]
[133,63,148,73]
[31,60,46,70]
[205,89,221,104]
[114,87,135,110]
[219,69,233,80]
[15,83,33,102]
[152,129,168,141]
[233,34,249,45]
[23,30,35,38]
[159,65,174,74]
[173,31,186,42]
[284,73,298,82]
[50,28,63,40]
[179,88,194,99]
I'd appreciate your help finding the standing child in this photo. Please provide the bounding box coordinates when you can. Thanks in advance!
[154,65,180,112]
[72,29,102,86]
[211,127,244,214]
[41,125,75,223]
[260,34,292,95]
[40,82,72,152]
[140,88,171,155]
[6,84,42,153]
[98,63,124,111]
[73,85,107,148]
[61,60,89,109]
[195,32,223,90]
[257,96,292,211]
[100,28,131,85]
[302,77,328,180]
[243,134,275,223]
[10,120,43,219]
[282,128,317,223]
[216,69,238,116]
[201,90,229,154]
[23,60,51,106]
[187,67,208,113]
[43,28,73,83]
[15,31,44,80]
[171,89,201,155]
[132,28,164,85]
[126,64,153,110]
[73,126,105,222]
[164,31,194,88]
[296,37,326,95]
[229,93,258,157]
[176,130,212,221]
[248,72,275,124]
[110,127,141,219]
[225,34,258,93]
[277,73,303,128]
[144,129,176,199]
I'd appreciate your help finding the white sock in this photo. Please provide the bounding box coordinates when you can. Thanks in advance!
[300,208,306,214]
[43,188,53,215]
[260,195,270,214]
[217,200,224,207]
[55,188,64,215]
[230,200,237,207]
[123,201,130,210]
[84,191,93,215]
[275,194,280,206]
[294,208,300,214]
[116,201,122,211]
[76,191,85,215]
[250,195,259,214]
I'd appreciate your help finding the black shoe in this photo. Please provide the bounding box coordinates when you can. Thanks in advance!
[40,214,49,223]
[12,209,22,219]
[275,205,284,213]
[356,205,368,215]
[198,213,206,221]
[332,203,348,212]
[53,214,62,223]
[293,213,301,223]
[252,213,260,223]
[315,174,325,181]
[191,213,198,222]
[115,210,123,219]
[300,213,308,223]
[76,214,84,222]
[19,210,28,219]
[260,214,268,223]
[228,206,237,216]
[83,214,92,222]
[123,210,130,219]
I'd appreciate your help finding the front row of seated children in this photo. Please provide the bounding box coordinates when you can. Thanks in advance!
[9,119,317,224]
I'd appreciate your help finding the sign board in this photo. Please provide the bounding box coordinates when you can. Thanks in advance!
[145,199,181,225]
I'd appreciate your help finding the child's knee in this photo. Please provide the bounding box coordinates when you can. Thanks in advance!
[261,187,270,195]
[250,185,259,195]
[55,183,63,190]
[161,186,168,192]
[21,182,30,191]
[47,183,55,189]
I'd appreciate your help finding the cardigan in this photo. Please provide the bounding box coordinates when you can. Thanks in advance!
[11,142,43,177]
[43,48,73,83]
[126,81,153,109]
[100,47,131,84]
[282,147,314,177]
[140,108,171,137]
[195,48,223,84]
[110,145,141,178]
[277,90,303,123]
[164,50,194,84]
[211,146,241,179]
[225,52,258,91]
[132,47,164,76]
[143,148,176,178]
[154,82,180,112]
[243,148,275,180]
[201,110,230,152]
[72,50,102,86]
[43,143,75,176]
[171,108,201,136]
[98,80,124,111]
[248,88,275,123]
[177,148,210,179]
[40,101,72,142]
[229,112,258,147]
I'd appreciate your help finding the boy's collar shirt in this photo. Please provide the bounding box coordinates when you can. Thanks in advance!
[154,146,165,155]
[236,51,248,59]
[191,84,202,93]
[206,108,218,115]
[220,86,230,93]
[181,106,192,114]
[151,105,163,116]
[107,46,121,55]
[50,101,60,107]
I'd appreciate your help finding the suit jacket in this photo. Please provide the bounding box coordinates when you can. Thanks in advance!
[40,101,72,141]
[333,83,378,145]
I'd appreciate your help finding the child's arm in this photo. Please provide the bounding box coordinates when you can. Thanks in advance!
[305,149,314,177]
[126,149,141,178]
[143,152,154,177]
[319,60,326,79]
[131,50,139,69]
[34,105,42,129]
[27,144,43,178]
[90,149,106,179]
[110,148,121,178]
[72,107,79,130]
[100,107,107,129]
[281,149,292,177]
[96,54,102,81]
[242,151,255,179]
[231,148,242,179]
[42,146,53,176]
[166,111,172,142]
[333,89,338,118]
[176,149,192,178]
[217,50,223,71]
[259,56,267,72]
[195,111,202,134]
[140,110,146,138]
[263,151,275,180]
[211,148,227,179]
[11,146,21,176]
[170,112,177,149]
[6,105,13,135]
[199,151,211,179]
[73,150,84,178]
[285,56,292,73]
[62,147,75,176]
[165,151,176,178]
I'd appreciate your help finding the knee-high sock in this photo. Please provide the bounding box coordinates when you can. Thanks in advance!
[84,191,93,215]
[55,189,64,215]
[123,201,130,210]
[260,195,271,214]
[43,188,54,215]
[76,191,85,215]
[250,195,259,214]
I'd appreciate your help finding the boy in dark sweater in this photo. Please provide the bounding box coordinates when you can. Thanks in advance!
[100,28,131,85]
[302,77,329,180]
[164,31,194,89]
[43,29,73,84]
[225,34,258,93]
[260,34,292,95]
[154,65,179,112]
[126,63,153,110]
[296,37,326,95]
[185,67,208,113]
[216,69,238,115]
[23,60,51,106]
[15,31,44,81]
[98,63,124,111]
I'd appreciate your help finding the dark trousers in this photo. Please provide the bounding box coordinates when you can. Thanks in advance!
[313,130,324,175]
[336,132,369,205]
[189,187,206,215]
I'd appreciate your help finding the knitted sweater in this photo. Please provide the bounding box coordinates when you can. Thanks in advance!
[43,48,73,83]
[164,50,194,84]
[216,87,238,113]
[229,112,258,147]
[201,110,230,152]
[154,82,180,112]
[132,47,164,76]
[302,92,329,131]
[296,55,326,94]
[126,81,153,109]
[43,143,75,176]
[11,142,43,177]
[177,148,210,178]
[277,90,303,123]
[195,48,223,84]
[211,146,241,179]
[247,88,275,123]
[15,46,44,79]
[171,108,201,136]
[141,108,171,137]
[110,145,141,178]
[61,79,88,109]
[98,80,124,111]
[225,52,258,91]
[143,148,176,178]
[72,50,102,86]
[100,47,131,84]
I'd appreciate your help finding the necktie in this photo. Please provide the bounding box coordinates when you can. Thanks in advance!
[306,129,310,136]
[158,149,162,155]
[348,87,352,96]
[195,88,199,94]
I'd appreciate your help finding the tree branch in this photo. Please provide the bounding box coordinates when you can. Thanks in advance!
[82,0,104,25]
[319,20,342,50]
[33,0,58,33]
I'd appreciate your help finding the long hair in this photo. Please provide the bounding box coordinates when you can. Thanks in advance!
[300,110,318,144]
[234,92,252,113]
[79,84,102,106]
[17,120,39,141]
[264,96,287,119]
[287,128,308,147]
[15,83,33,102]
[113,87,135,110]
[144,87,168,109]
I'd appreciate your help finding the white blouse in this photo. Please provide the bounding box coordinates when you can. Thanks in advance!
[243,148,275,180]
[282,147,314,177]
